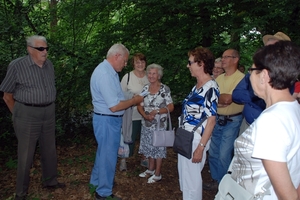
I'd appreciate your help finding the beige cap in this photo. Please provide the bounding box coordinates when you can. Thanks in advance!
[262,32,291,45]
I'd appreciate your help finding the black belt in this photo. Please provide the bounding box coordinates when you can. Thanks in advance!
[94,112,123,118]
[20,102,53,107]
[218,112,242,118]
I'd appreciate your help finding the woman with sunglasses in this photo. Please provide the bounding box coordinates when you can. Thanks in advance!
[178,47,219,200]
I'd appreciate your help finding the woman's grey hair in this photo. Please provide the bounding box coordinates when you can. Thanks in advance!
[26,35,47,46]
[106,43,129,58]
[215,57,222,63]
[146,63,163,79]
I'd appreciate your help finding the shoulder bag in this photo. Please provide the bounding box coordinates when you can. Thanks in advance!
[173,114,207,159]
[215,160,271,200]
[152,107,175,147]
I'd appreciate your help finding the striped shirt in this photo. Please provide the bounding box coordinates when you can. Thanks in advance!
[0,55,56,104]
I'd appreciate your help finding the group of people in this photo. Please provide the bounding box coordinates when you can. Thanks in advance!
[1,31,300,200]
[203,32,300,200]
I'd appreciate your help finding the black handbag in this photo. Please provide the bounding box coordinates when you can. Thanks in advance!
[173,114,207,159]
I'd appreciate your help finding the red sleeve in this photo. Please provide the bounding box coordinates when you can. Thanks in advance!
[295,82,300,93]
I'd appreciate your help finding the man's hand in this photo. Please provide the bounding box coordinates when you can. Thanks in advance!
[218,93,232,105]
[3,93,14,113]
[132,95,144,105]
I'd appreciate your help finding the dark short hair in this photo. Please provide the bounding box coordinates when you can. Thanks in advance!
[131,53,147,66]
[253,40,300,89]
[188,47,215,75]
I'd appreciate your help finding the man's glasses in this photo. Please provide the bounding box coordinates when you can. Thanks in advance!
[29,46,49,51]
[188,60,197,66]
[221,55,236,59]
[248,67,261,74]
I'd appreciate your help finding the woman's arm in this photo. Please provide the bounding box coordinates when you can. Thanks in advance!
[137,104,146,118]
[262,159,299,200]
[137,104,155,121]
[155,103,174,115]
[192,116,216,163]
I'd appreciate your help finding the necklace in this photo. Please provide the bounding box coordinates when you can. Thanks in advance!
[138,78,146,86]
[133,70,146,78]
[133,70,146,85]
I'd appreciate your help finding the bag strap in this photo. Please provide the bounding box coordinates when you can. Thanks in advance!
[156,107,172,131]
[179,113,207,134]
[127,72,130,85]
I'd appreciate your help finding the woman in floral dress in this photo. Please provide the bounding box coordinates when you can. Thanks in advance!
[137,63,174,183]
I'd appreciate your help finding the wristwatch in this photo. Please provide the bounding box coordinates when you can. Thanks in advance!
[199,143,206,147]
[157,109,160,114]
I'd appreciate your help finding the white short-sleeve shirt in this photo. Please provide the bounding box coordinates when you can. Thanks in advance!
[231,101,300,199]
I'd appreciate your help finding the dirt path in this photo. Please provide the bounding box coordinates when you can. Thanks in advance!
[0,105,218,199]
[0,141,217,200]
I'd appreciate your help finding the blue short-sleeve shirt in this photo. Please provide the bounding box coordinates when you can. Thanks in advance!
[90,59,125,115]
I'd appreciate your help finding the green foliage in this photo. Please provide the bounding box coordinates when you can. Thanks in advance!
[5,157,17,169]
[89,183,97,195]
[0,0,300,147]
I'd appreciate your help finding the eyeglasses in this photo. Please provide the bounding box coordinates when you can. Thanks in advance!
[248,67,261,74]
[221,55,236,59]
[188,60,197,66]
[29,46,49,51]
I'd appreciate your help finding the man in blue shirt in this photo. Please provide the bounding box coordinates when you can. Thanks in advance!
[232,73,266,125]
[233,31,291,131]
[89,44,144,200]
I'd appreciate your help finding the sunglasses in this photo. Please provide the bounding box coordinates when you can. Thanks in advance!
[188,60,197,66]
[29,46,49,51]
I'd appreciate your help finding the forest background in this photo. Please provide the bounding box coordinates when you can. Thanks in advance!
[0,0,300,192]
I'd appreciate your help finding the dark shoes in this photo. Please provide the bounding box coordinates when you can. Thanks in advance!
[43,182,66,189]
[15,183,65,200]
[95,192,122,200]
[203,179,219,191]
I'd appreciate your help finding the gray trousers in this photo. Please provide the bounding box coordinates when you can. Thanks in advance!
[13,102,58,197]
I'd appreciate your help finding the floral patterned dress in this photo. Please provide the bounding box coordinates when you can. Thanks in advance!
[138,83,173,159]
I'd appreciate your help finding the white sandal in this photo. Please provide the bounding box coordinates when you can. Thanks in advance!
[147,174,162,183]
[139,169,155,178]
